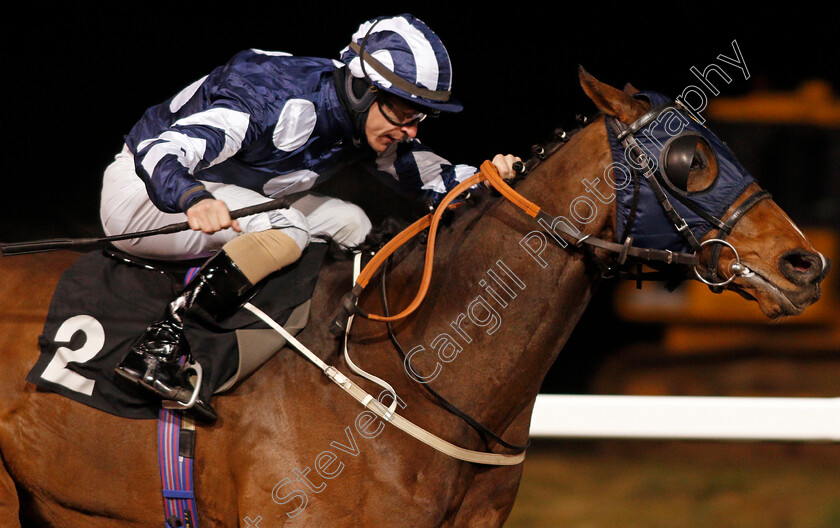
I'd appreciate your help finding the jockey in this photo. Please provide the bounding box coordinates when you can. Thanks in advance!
[105,13,520,422]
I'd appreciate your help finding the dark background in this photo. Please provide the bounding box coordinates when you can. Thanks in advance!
[4,6,838,392]
[4,6,837,238]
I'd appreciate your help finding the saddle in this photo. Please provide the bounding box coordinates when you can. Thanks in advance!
[26,243,327,419]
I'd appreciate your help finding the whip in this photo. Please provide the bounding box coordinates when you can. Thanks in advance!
[0,197,291,257]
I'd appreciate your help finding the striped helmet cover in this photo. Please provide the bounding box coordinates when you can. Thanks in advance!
[339,14,463,113]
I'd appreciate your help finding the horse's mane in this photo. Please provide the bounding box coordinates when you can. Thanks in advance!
[513,113,596,180]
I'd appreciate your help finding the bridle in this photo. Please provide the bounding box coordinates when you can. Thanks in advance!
[329,100,772,457]
[607,100,772,292]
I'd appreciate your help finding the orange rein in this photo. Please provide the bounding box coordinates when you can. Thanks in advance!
[356,161,541,323]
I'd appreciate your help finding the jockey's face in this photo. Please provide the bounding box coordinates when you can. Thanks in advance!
[364,97,420,153]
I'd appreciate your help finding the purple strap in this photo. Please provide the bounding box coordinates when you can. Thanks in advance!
[158,267,201,528]
[158,408,199,528]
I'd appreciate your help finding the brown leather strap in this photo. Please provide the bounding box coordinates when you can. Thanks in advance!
[704,189,772,291]
[356,214,433,288]
[479,160,541,217]
[349,42,452,103]
[362,173,483,321]
[349,160,698,325]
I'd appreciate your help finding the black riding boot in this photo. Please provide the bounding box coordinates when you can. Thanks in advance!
[115,250,254,423]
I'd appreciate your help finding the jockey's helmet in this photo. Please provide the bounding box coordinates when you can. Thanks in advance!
[338,14,463,116]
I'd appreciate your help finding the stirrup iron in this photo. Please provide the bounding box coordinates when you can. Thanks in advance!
[162,360,204,411]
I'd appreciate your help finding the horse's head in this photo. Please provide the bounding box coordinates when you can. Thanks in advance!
[577,67,830,318]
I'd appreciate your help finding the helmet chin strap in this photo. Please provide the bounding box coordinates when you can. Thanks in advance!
[334,67,375,148]
[345,66,377,112]
[343,16,381,147]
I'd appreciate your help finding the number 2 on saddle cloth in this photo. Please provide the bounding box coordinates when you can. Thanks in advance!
[27,243,328,419]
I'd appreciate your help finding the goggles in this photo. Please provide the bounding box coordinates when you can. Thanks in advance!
[377,95,434,127]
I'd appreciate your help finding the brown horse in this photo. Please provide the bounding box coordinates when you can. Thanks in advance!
[0,69,829,527]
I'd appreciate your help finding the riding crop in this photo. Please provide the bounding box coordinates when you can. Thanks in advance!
[0,197,292,257]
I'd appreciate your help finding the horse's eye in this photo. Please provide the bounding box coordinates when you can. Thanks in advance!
[660,134,716,194]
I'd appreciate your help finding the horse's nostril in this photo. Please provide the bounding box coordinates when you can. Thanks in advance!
[779,250,824,286]
[787,253,813,272]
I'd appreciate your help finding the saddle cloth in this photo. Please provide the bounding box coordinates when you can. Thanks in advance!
[26,243,327,419]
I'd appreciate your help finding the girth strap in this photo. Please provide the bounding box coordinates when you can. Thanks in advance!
[159,409,199,528]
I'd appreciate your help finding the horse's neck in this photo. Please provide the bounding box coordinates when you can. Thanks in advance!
[354,121,615,437]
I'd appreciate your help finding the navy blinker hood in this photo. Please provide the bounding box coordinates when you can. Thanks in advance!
[608,91,756,253]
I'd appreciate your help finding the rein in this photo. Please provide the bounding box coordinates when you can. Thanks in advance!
[330,160,700,335]
[332,101,775,332]
[378,257,530,453]
[243,301,527,465]
[320,154,695,459]
[312,103,771,465]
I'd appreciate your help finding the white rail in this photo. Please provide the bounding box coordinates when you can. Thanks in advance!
[529,395,840,441]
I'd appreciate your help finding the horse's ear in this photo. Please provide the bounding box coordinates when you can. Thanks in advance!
[578,66,646,124]
[623,82,639,95]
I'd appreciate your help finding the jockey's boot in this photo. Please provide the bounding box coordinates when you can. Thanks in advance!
[115,250,254,423]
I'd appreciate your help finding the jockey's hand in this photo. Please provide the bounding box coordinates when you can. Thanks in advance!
[481,154,523,190]
[491,153,522,179]
[186,198,242,234]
